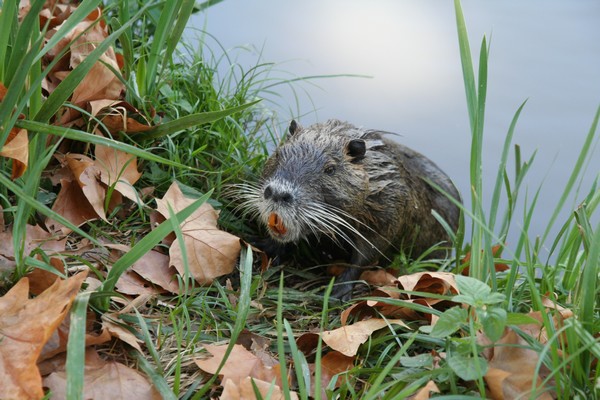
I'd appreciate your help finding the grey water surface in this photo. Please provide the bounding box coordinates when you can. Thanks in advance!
[190,0,600,258]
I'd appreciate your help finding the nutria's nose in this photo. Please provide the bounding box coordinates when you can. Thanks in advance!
[264,185,293,204]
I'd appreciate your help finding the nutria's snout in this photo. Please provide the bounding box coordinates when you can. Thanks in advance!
[263,184,294,204]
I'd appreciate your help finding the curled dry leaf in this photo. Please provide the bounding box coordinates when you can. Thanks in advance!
[155,182,241,285]
[43,348,161,400]
[26,257,66,296]
[0,272,87,400]
[341,272,460,326]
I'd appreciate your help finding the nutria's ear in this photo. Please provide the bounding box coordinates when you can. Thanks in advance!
[347,139,366,162]
[288,120,302,137]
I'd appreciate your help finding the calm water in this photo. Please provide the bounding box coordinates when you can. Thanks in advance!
[191,1,600,256]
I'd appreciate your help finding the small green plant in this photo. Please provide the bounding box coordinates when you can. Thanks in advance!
[431,276,506,385]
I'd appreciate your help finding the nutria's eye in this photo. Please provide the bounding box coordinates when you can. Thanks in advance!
[324,165,336,175]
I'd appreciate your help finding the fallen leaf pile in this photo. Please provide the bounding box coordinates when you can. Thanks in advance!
[0,2,244,398]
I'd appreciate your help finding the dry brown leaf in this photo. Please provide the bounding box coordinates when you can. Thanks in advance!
[65,154,107,220]
[321,319,408,357]
[47,178,100,233]
[115,268,163,296]
[131,250,180,294]
[340,283,453,326]
[95,142,141,203]
[101,313,144,352]
[397,271,459,295]
[156,182,241,285]
[0,127,29,179]
[0,224,67,273]
[0,272,87,400]
[195,344,282,387]
[359,269,398,286]
[410,380,441,400]
[221,377,299,400]
[43,348,161,400]
[26,257,66,296]
[461,244,509,275]
[67,13,123,105]
[40,314,111,362]
[319,351,355,392]
[481,311,561,400]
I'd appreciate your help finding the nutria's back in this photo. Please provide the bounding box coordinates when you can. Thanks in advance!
[238,119,461,297]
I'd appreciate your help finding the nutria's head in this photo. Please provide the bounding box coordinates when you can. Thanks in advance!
[258,119,370,244]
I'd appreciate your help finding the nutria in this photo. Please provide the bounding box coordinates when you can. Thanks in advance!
[238,119,460,299]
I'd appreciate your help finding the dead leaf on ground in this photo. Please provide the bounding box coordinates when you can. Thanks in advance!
[221,376,299,400]
[26,258,65,298]
[340,272,459,326]
[0,224,67,274]
[460,244,510,275]
[43,348,161,400]
[101,313,144,353]
[359,269,399,286]
[321,318,408,357]
[195,344,283,388]
[0,81,7,100]
[46,178,100,233]
[480,311,564,400]
[410,380,441,400]
[130,250,180,294]
[0,127,29,179]
[0,272,87,400]
[40,313,111,362]
[155,182,241,285]
[318,351,355,394]
[95,140,142,203]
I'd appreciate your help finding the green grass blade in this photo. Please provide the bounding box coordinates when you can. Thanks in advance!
[284,319,310,400]
[4,0,44,85]
[0,0,17,81]
[0,34,44,144]
[145,0,180,95]
[578,218,599,337]
[66,291,92,400]
[135,100,261,140]
[162,0,196,77]
[541,104,600,243]
[454,0,477,128]
[15,119,193,170]
[276,274,291,400]
[136,353,177,400]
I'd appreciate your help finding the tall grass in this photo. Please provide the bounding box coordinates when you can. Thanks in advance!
[453,0,599,397]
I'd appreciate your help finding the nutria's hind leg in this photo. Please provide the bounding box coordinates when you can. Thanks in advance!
[331,266,362,301]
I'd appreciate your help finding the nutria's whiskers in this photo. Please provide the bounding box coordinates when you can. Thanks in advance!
[235,119,461,300]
